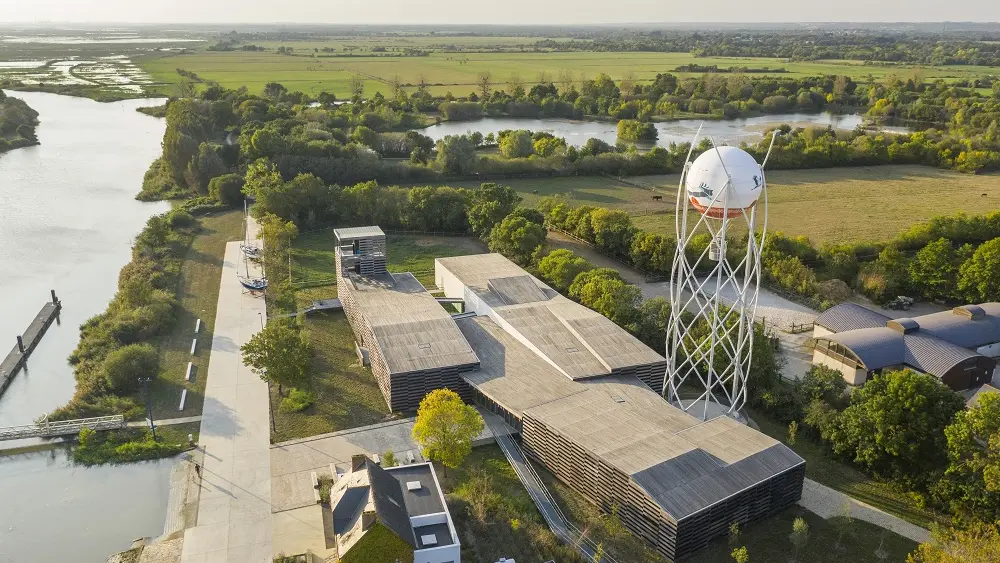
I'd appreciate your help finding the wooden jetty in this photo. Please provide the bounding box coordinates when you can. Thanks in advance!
[0,291,62,397]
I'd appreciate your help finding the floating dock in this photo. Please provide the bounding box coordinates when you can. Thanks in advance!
[0,292,62,397]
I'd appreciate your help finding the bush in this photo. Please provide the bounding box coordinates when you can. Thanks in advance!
[208,173,245,206]
[279,388,316,413]
[102,344,159,393]
[616,119,657,142]
[73,428,184,466]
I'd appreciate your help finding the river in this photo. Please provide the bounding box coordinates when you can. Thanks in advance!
[0,91,173,563]
[419,112,912,147]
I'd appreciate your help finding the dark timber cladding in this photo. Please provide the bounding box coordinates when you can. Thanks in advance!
[456,315,804,562]
[335,228,479,411]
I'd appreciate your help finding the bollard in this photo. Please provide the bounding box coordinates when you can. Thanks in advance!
[188,433,194,447]
[194,318,201,334]
[17,335,24,354]
[50,289,59,305]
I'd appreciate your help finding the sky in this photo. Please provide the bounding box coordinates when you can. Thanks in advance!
[2,0,999,25]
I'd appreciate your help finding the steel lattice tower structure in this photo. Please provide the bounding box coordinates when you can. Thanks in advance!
[664,133,777,420]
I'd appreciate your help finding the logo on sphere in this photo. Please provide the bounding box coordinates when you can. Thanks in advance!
[688,182,713,199]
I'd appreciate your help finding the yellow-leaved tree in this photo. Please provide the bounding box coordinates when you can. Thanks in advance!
[412,389,484,476]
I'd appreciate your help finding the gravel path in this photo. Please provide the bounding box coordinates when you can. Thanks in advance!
[799,478,931,544]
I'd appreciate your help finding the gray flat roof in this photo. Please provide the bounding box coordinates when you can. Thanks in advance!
[385,464,445,517]
[343,272,479,374]
[413,523,455,548]
[524,377,803,521]
[438,253,665,379]
[333,226,385,240]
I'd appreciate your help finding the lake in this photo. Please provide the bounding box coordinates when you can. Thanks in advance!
[418,112,911,148]
[0,91,173,563]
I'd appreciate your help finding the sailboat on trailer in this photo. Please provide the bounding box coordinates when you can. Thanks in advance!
[238,200,267,292]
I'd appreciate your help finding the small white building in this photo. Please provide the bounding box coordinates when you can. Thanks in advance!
[330,455,460,563]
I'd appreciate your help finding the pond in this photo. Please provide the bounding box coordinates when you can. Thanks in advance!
[418,112,912,148]
[0,90,172,562]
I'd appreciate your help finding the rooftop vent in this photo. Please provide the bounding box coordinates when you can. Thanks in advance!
[888,318,919,334]
[421,534,438,547]
[418,343,431,350]
[954,305,986,320]
[406,481,422,491]
[612,395,625,403]
[565,347,579,353]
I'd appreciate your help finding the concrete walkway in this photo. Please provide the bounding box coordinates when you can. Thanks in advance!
[128,415,203,428]
[799,478,931,544]
[180,240,271,563]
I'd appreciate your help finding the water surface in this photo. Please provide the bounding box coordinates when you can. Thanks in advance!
[419,112,912,148]
[0,90,172,562]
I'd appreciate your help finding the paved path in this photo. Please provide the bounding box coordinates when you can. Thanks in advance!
[799,478,931,544]
[128,415,203,428]
[180,240,271,563]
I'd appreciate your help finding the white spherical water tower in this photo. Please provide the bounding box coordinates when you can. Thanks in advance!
[664,131,778,420]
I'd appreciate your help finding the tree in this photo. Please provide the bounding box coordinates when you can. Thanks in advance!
[910,238,960,301]
[796,364,848,408]
[907,521,1000,562]
[939,392,1000,522]
[858,246,909,302]
[958,237,1000,302]
[498,129,535,159]
[589,208,635,256]
[411,389,484,476]
[477,71,493,99]
[827,369,964,482]
[103,343,159,393]
[787,420,799,445]
[240,321,312,394]
[617,119,658,142]
[537,249,594,292]
[731,546,749,563]
[569,268,642,329]
[208,173,245,206]
[263,82,287,100]
[185,142,227,193]
[467,183,521,240]
[789,517,809,563]
[435,134,478,175]
[488,215,546,266]
[592,542,605,563]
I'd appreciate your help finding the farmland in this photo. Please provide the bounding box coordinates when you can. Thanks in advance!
[413,165,1000,245]
[137,47,999,98]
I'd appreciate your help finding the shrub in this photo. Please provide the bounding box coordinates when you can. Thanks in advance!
[279,388,316,413]
[102,344,159,393]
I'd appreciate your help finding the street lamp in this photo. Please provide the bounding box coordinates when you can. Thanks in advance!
[139,376,157,441]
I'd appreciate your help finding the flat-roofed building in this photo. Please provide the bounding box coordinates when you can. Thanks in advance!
[455,314,804,561]
[335,227,479,411]
[436,253,667,391]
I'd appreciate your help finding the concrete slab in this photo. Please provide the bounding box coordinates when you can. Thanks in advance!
[181,241,271,563]
[272,506,336,560]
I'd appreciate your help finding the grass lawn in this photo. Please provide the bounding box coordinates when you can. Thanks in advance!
[269,311,391,442]
[138,48,998,98]
[748,407,950,529]
[291,230,485,300]
[437,445,584,563]
[146,210,243,421]
[416,165,1000,245]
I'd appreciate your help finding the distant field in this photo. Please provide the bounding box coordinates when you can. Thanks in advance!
[412,165,1000,245]
[137,47,997,98]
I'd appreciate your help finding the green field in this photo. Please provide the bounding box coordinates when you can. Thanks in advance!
[420,165,1000,245]
[137,48,998,98]
[148,210,243,420]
